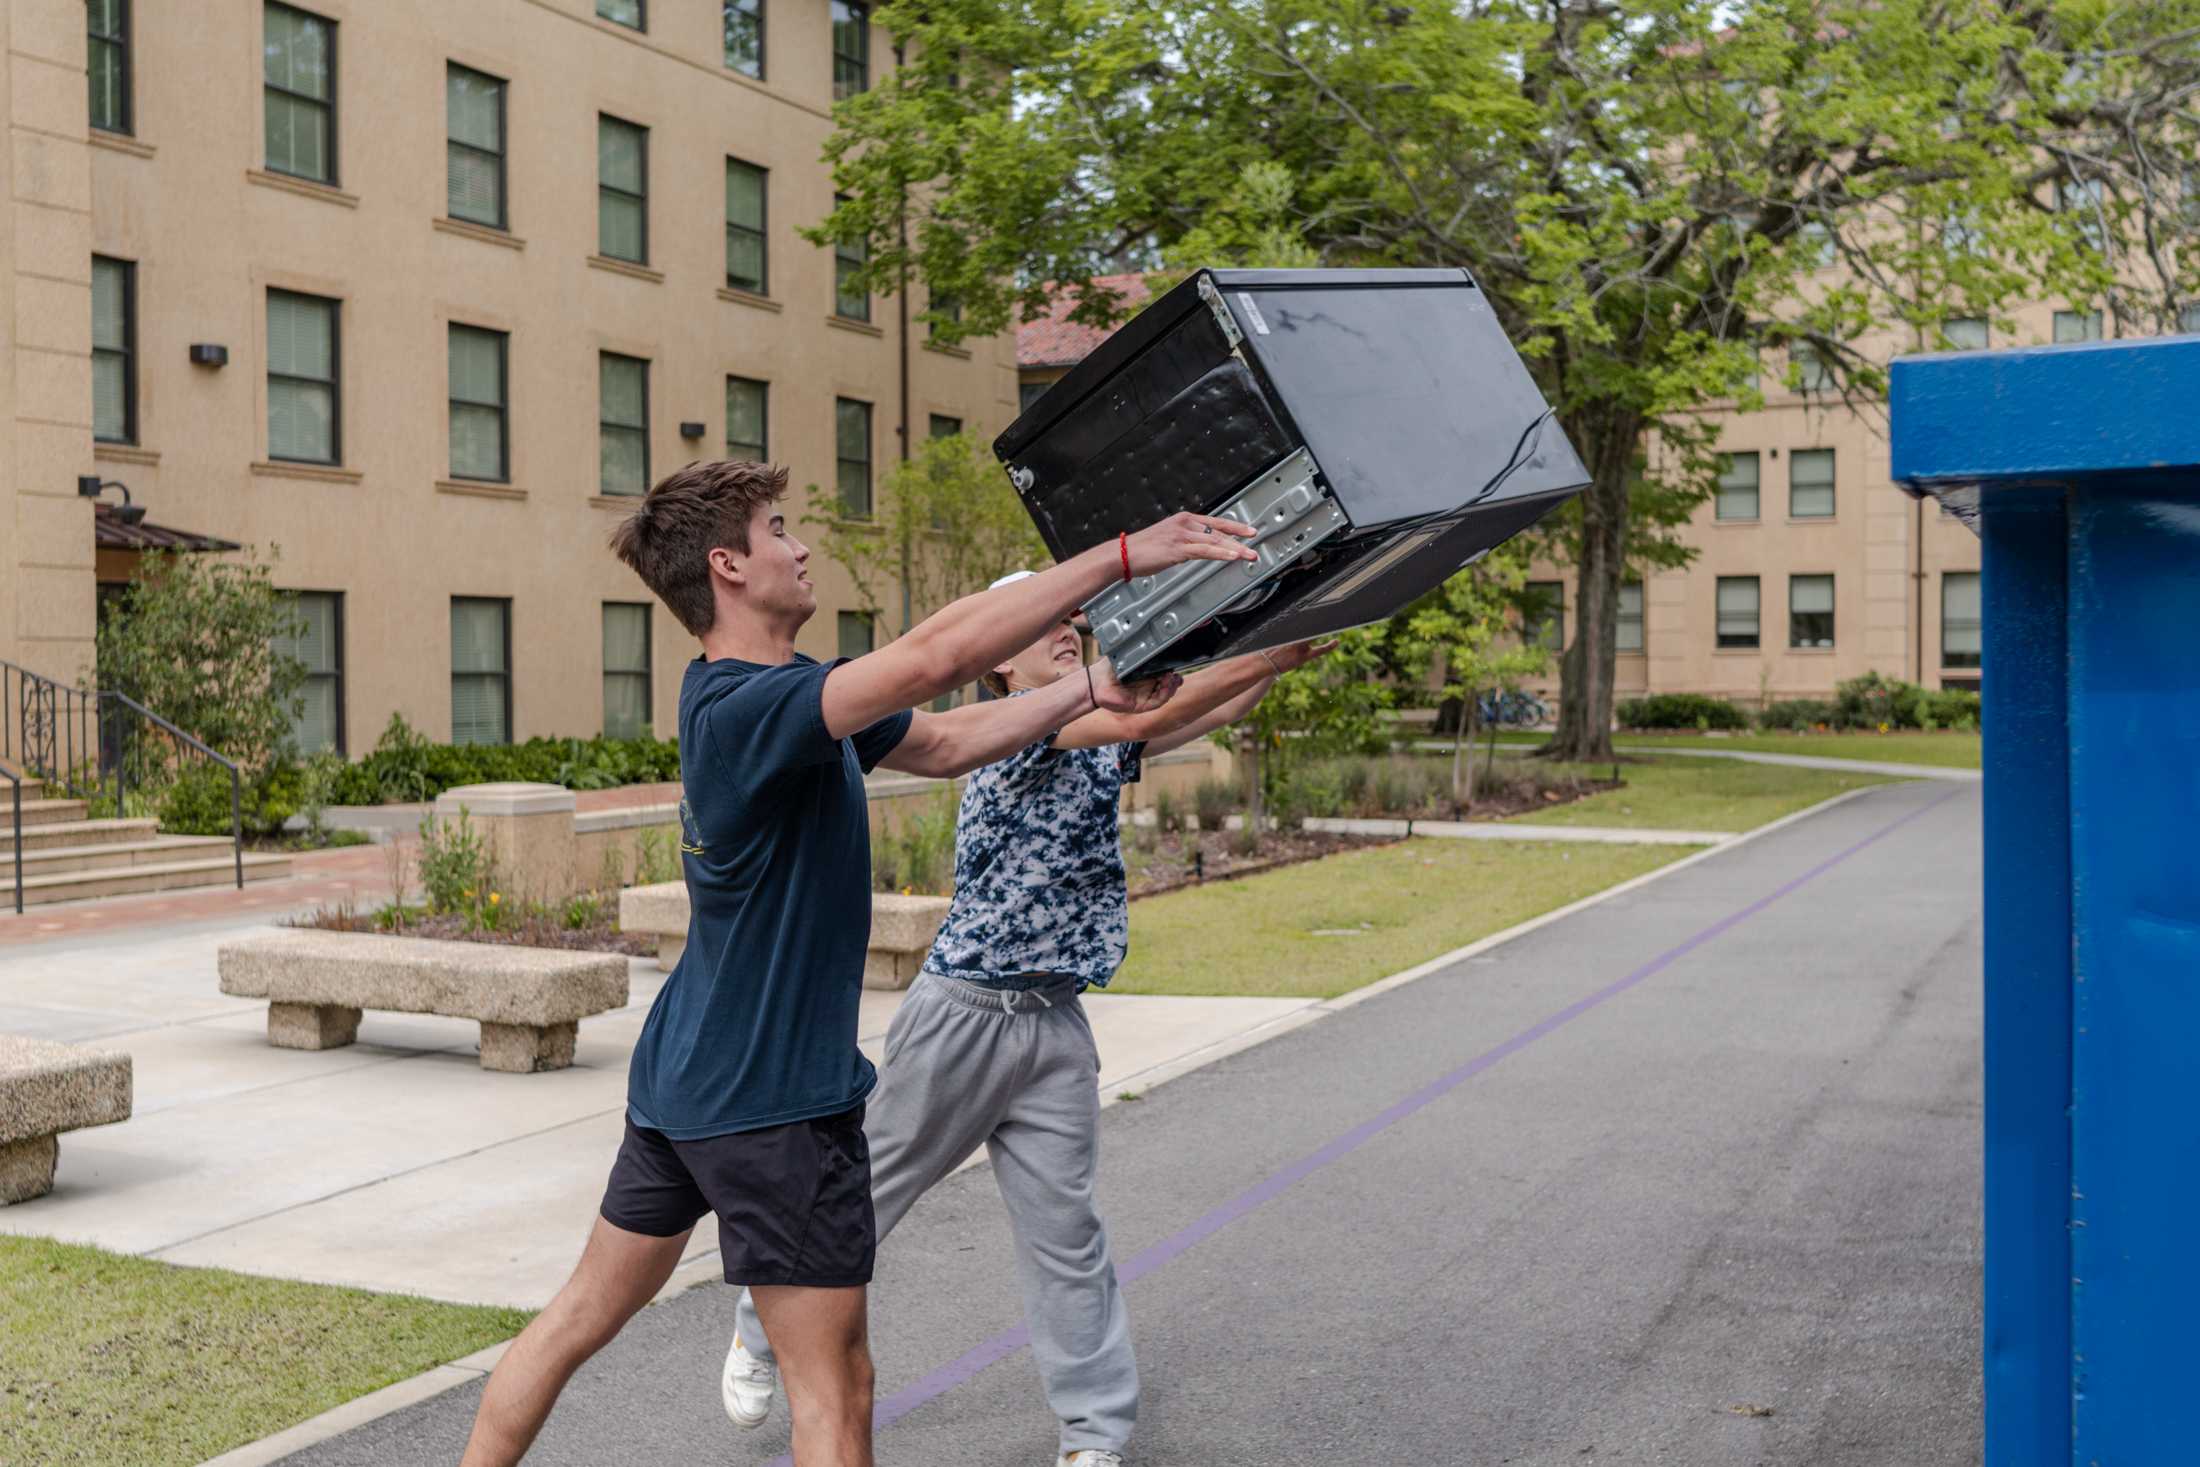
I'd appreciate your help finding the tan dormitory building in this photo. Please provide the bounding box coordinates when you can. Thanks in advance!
[1021,276,2192,707]
[3,0,1018,758]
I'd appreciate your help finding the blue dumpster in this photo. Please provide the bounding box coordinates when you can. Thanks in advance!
[1891,336,2200,1467]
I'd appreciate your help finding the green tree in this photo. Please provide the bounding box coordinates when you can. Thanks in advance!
[1228,627,1391,834]
[803,430,1050,633]
[812,0,2200,760]
[1398,546,1550,815]
[93,549,305,779]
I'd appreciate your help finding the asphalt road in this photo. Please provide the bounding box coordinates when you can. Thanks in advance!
[286,779,1983,1467]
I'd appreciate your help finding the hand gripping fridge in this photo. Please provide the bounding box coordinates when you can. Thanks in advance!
[996,268,1592,679]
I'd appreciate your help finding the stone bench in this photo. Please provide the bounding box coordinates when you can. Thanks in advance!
[618,882,951,990]
[217,929,630,1073]
[1,1034,133,1203]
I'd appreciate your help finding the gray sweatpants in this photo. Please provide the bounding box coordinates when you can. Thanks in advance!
[733,970,1137,1455]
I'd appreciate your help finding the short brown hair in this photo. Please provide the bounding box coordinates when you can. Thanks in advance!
[979,669,1012,698]
[608,460,787,636]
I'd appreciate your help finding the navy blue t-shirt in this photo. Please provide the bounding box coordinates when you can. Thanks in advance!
[626,653,910,1139]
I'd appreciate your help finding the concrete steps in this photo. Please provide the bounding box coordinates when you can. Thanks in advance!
[12,850,292,907]
[0,796,90,829]
[0,834,239,879]
[4,816,162,854]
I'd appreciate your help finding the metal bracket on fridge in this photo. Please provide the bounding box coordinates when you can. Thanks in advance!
[1082,448,1349,679]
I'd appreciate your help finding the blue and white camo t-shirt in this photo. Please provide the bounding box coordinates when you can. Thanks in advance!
[921,718,1145,991]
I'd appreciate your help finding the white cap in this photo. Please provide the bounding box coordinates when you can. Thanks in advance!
[988,570,1037,590]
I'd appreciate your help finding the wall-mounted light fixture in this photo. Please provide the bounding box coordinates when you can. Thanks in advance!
[678,420,706,440]
[78,476,147,525]
[188,343,229,367]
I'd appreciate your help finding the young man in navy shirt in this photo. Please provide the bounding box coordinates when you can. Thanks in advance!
[458,459,1254,1467]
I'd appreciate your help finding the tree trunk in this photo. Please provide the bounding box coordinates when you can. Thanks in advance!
[1544,411,1637,764]
[1452,695,1474,818]
[1243,733,1265,837]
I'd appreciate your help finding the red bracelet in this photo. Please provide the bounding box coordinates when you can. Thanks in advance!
[1119,531,1131,583]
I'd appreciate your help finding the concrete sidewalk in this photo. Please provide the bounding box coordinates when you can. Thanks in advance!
[1612,744,1982,780]
[0,911,1318,1309]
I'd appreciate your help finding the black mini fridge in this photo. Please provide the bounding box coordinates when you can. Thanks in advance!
[995,267,1591,679]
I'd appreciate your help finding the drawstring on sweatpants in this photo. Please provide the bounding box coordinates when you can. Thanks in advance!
[998,986,1054,1015]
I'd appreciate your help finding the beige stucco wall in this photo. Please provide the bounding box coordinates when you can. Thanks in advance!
[77,0,1019,752]
[4,0,101,685]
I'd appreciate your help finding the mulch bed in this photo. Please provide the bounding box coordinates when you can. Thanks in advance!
[1449,776,1624,820]
[1125,829,1396,900]
[298,906,655,956]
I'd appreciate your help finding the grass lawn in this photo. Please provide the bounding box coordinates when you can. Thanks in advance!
[1502,756,1904,832]
[0,1236,531,1467]
[1492,729,1981,769]
[1111,837,1686,1000]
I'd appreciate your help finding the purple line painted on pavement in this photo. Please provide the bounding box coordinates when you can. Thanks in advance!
[765,786,1962,1464]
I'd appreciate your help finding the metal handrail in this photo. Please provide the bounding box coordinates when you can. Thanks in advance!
[101,691,246,890]
[1,656,247,900]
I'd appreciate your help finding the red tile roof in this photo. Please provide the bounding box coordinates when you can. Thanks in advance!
[1018,272,1153,369]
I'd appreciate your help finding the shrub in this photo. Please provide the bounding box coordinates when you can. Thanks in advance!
[1924,689,1982,729]
[155,759,302,838]
[631,827,681,886]
[1152,789,1183,835]
[417,807,494,917]
[326,714,682,806]
[1193,777,1239,832]
[1616,693,1749,731]
[1758,698,1839,732]
[1833,672,1927,730]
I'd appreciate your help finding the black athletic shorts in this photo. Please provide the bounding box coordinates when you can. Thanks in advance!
[599,1104,874,1288]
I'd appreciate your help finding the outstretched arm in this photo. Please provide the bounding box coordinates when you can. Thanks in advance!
[818,515,1254,741]
[877,662,1177,778]
[1053,641,1333,753]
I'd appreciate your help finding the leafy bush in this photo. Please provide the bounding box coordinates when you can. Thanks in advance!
[1757,699,1839,731]
[631,827,681,887]
[326,714,681,805]
[1192,778,1239,832]
[155,760,302,838]
[1924,689,1981,729]
[1616,693,1749,730]
[417,808,495,917]
[1833,672,1927,730]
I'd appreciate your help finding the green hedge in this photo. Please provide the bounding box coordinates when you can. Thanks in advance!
[1756,698,1840,731]
[1616,693,1750,730]
[324,716,681,806]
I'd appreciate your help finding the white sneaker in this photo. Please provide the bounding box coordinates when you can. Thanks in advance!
[722,1334,777,1428]
[1056,1453,1125,1467]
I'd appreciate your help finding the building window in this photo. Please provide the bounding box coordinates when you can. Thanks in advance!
[831,0,869,99]
[835,397,872,517]
[726,376,768,462]
[597,115,648,264]
[1798,219,1835,267]
[448,324,508,482]
[724,0,763,78]
[930,293,962,337]
[267,289,339,464]
[276,591,344,755]
[446,64,506,230]
[725,158,768,294]
[451,598,511,746]
[833,196,869,322]
[929,413,962,440]
[88,0,130,134]
[1942,572,1982,670]
[1791,340,1834,392]
[2053,308,2104,344]
[1943,318,1989,351]
[1715,577,1760,649]
[1789,448,1835,519]
[1019,380,1049,413]
[838,611,875,660]
[1521,581,1563,652]
[1789,574,1835,649]
[1616,582,1644,654]
[1715,451,1760,520]
[602,602,652,739]
[597,0,643,30]
[600,353,649,498]
[92,256,135,445]
[263,3,336,185]
[2182,303,2200,335]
